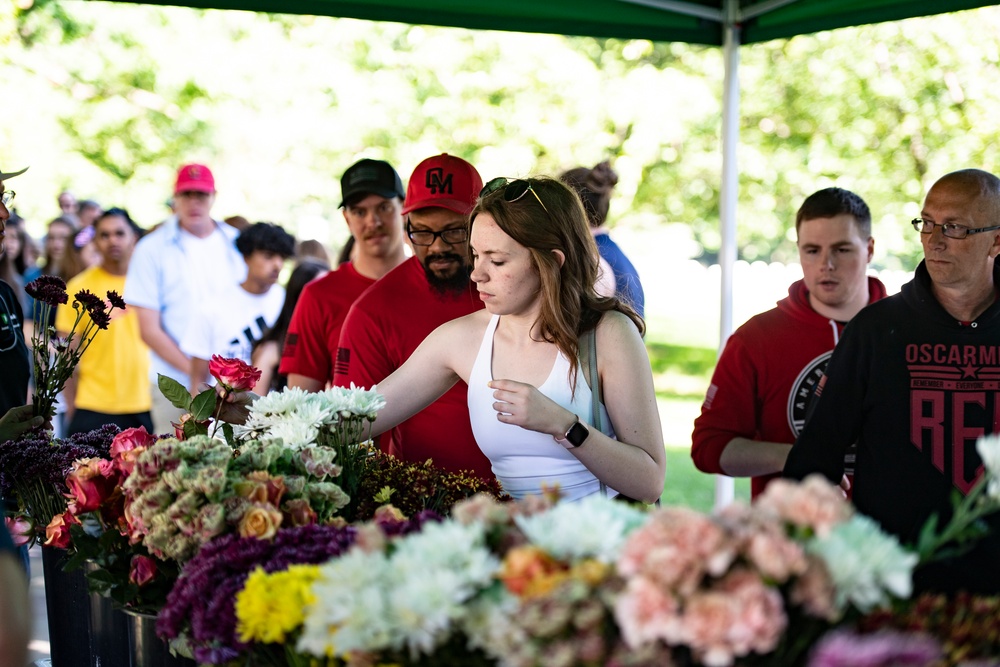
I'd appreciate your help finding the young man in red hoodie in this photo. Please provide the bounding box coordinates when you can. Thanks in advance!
[692,187,886,498]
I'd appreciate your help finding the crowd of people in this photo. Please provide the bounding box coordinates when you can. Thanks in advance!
[3,156,1000,659]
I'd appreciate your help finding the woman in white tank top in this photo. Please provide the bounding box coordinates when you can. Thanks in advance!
[366,177,665,503]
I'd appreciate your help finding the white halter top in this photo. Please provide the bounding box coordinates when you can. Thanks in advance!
[467,314,616,501]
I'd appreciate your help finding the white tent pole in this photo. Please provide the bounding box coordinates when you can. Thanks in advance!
[714,0,740,511]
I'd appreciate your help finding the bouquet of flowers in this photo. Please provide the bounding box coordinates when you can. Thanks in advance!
[349,449,509,521]
[221,475,913,667]
[25,275,125,422]
[160,508,440,664]
[56,427,179,613]
[0,424,120,548]
[122,434,350,563]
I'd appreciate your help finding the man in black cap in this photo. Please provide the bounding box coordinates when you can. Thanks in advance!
[280,158,408,391]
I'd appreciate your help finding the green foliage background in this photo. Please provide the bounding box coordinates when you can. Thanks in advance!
[3,1,999,270]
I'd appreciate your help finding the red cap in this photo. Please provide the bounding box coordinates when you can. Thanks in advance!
[174,164,216,194]
[402,154,483,216]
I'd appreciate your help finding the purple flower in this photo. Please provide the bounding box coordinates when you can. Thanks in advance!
[107,290,126,310]
[73,289,105,313]
[809,629,942,667]
[25,275,68,306]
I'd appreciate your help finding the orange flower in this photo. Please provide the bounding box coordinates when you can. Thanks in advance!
[499,545,568,597]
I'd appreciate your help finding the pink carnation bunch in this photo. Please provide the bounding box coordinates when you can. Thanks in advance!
[613,480,850,667]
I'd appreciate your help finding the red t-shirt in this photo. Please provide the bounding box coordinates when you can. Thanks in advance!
[279,262,375,385]
[334,256,493,481]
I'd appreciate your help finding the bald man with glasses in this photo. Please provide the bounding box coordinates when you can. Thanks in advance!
[785,168,1000,595]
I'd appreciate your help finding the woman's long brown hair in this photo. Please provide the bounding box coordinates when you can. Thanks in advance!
[471,176,643,394]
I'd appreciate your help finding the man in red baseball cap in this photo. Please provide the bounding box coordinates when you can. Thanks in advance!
[334,154,494,482]
[125,163,246,433]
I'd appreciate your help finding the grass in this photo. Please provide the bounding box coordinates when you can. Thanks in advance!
[642,338,752,512]
[660,447,751,513]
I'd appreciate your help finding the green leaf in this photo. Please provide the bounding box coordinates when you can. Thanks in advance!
[221,422,235,447]
[158,374,192,411]
[190,388,217,421]
[183,419,207,439]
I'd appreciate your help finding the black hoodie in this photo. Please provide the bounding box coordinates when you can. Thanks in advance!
[786,260,1000,594]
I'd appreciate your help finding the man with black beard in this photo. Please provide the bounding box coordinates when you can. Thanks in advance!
[334,154,494,481]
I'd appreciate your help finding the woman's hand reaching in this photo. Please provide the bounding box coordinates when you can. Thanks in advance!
[487,379,576,439]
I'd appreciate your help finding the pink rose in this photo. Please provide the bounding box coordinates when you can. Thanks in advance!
[44,511,79,549]
[208,355,262,392]
[128,555,158,587]
[5,514,35,548]
[110,427,156,475]
[66,457,118,513]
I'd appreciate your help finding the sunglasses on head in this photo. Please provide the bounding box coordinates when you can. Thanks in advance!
[480,177,549,213]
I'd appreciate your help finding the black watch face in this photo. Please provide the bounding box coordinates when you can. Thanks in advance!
[566,421,589,447]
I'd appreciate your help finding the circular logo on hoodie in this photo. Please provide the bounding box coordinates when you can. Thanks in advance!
[786,351,832,436]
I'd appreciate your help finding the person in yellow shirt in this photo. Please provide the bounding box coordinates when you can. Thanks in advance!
[56,208,152,434]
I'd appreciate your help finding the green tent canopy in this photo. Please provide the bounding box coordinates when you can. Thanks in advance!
[93,0,996,45]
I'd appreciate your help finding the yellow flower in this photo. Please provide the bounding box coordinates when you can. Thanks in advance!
[373,486,395,503]
[235,565,320,644]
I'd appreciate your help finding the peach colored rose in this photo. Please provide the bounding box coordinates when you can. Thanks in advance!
[208,355,261,392]
[128,554,158,587]
[237,502,283,539]
[44,511,80,549]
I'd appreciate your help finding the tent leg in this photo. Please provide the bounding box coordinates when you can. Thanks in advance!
[714,0,740,511]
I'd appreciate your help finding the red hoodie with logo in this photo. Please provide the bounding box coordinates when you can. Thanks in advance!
[691,276,887,498]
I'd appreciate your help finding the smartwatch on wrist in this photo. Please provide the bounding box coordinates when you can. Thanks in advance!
[555,416,589,449]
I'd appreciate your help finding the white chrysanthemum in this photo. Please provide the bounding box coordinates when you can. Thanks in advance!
[289,398,333,428]
[976,433,1000,501]
[515,494,647,563]
[343,384,386,417]
[808,514,917,612]
[299,550,394,656]
[298,520,499,659]
[265,420,319,450]
[250,387,312,416]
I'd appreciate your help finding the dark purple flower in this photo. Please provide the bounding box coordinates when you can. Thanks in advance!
[106,290,126,310]
[73,289,104,312]
[89,309,111,330]
[25,275,68,306]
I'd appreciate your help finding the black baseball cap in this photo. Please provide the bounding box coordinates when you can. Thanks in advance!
[339,159,405,208]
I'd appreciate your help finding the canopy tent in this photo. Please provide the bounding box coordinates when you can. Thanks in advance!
[95,0,1000,505]
[93,0,995,45]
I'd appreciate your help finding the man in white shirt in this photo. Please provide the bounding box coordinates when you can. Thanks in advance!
[182,222,295,394]
[124,163,246,434]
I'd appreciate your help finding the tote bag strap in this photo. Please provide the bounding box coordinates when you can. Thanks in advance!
[579,325,661,506]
